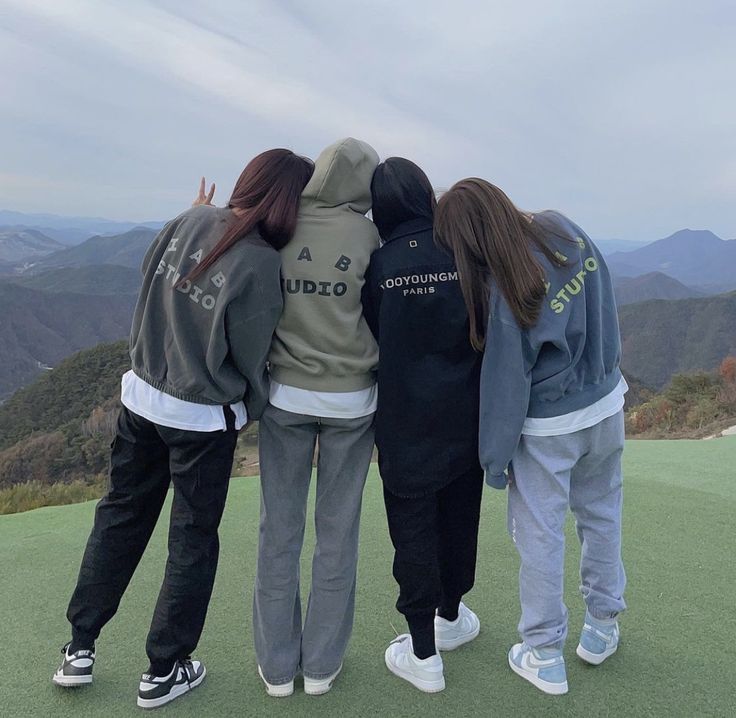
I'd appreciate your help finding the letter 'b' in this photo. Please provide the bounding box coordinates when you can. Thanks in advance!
[335,255,352,272]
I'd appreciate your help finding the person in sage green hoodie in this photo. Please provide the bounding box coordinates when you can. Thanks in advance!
[253,138,380,698]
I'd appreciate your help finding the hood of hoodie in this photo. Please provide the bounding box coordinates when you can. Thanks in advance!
[301,137,379,214]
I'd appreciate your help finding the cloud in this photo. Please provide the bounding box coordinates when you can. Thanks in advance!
[1,0,734,238]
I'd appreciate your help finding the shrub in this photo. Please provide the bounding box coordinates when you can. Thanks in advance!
[720,356,736,384]
[0,478,105,515]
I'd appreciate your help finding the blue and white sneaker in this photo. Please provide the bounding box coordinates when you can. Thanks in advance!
[576,612,620,665]
[508,642,568,695]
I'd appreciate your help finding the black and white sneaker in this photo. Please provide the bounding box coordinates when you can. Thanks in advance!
[137,658,206,709]
[52,643,95,687]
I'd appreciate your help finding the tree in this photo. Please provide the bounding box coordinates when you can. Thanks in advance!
[719,356,736,384]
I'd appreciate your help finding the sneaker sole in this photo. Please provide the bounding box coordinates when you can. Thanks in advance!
[436,623,481,651]
[137,668,206,709]
[508,654,568,695]
[304,664,342,696]
[52,673,93,687]
[576,642,618,665]
[258,666,294,697]
[384,652,445,693]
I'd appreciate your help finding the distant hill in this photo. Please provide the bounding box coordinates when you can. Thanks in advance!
[619,291,736,389]
[0,209,164,245]
[594,239,651,255]
[614,272,700,306]
[0,283,136,399]
[25,227,157,273]
[607,229,736,293]
[9,264,141,295]
[0,228,63,263]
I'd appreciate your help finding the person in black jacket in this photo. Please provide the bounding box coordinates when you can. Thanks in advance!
[362,158,484,693]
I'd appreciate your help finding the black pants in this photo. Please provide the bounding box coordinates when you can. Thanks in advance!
[383,465,484,657]
[66,406,238,674]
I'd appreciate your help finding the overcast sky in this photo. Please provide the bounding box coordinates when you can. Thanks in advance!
[1,0,734,240]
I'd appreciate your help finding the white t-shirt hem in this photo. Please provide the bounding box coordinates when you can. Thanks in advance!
[121,371,247,432]
[269,381,377,419]
[522,377,628,437]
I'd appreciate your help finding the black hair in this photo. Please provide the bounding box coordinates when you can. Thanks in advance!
[370,157,436,239]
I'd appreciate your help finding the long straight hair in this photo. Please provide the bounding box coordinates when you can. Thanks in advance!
[370,157,436,239]
[182,149,313,285]
[434,178,564,350]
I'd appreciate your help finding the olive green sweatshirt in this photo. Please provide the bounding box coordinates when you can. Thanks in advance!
[269,138,381,391]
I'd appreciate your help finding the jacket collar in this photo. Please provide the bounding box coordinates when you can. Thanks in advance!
[384,217,433,244]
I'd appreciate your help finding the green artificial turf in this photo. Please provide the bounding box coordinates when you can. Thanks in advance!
[2,438,735,717]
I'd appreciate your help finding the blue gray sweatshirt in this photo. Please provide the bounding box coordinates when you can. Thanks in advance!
[480,210,622,488]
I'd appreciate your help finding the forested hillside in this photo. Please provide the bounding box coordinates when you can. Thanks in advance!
[619,292,736,389]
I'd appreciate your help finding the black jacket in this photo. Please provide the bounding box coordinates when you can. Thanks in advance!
[362,218,482,497]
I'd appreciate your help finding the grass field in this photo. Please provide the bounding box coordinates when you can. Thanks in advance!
[2,439,735,717]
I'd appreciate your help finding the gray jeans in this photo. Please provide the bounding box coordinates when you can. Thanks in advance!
[508,410,627,649]
[253,404,375,683]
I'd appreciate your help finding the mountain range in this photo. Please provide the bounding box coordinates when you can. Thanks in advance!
[0,282,137,400]
[0,209,163,245]
[1,210,735,401]
[0,224,154,399]
[607,229,736,293]
[24,227,157,273]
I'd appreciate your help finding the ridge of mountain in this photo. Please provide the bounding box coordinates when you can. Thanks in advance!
[607,229,736,292]
[0,209,164,245]
[614,271,701,306]
[0,228,64,263]
[25,227,157,273]
[0,283,135,399]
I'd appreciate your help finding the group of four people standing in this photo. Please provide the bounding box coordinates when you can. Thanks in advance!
[52,137,627,708]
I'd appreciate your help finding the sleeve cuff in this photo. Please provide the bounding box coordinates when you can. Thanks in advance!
[484,471,508,490]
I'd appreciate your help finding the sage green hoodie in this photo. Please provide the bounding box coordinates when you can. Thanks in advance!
[269,137,380,392]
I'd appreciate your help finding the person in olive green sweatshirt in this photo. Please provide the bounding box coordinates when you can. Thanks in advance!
[253,138,380,698]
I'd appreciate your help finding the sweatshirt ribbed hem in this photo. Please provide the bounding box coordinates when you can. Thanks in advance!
[270,366,376,393]
[527,368,622,418]
[131,368,239,407]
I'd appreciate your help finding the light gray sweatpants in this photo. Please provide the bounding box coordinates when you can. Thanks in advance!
[508,410,626,650]
[253,404,375,684]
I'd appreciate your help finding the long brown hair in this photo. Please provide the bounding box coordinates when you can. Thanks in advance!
[434,178,564,350]
[182,148,313,284]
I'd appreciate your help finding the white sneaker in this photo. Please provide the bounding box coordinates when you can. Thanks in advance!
[257,665,294,698]
[435,602,481,650]
[384,634,445,693]
[304,664,342,695]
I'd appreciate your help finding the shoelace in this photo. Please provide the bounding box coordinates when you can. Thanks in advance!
[179,658,195,687]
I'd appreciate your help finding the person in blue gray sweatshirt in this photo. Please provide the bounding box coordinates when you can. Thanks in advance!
[435,178,627,696]
[52,149,313,710]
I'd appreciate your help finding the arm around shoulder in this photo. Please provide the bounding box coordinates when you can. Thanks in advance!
[225,252,283,419]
